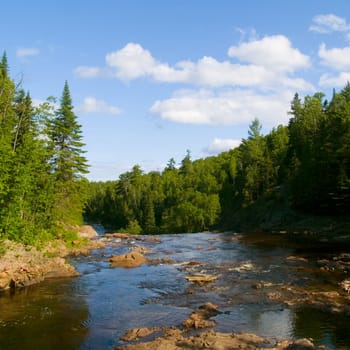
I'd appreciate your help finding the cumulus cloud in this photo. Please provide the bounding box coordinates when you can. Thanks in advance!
[77,97,121,115]
[227,35,310,73]
[106,43,177,81]
[75,35,314,127]
[318,43,350,70]
[16,47,39,60]
[150,88,292,127]
[319,72,350,87]
[310,14,350,33]
[206,138,241,154]
[75,37,312,91]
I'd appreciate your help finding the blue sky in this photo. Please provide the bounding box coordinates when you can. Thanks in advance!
[1,1,350,181]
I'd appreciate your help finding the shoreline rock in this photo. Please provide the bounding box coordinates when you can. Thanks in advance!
[0,240,79,291]
[0,225,105,292]
[78,224,99,239]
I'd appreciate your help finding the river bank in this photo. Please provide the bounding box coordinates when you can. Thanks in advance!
[0,225,105,291]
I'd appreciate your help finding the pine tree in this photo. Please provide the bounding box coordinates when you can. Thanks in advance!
[48,81,89,227]
[0,52,16,238]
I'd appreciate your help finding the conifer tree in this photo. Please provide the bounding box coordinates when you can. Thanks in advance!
[48,81,89,227]
[0,52,16,238]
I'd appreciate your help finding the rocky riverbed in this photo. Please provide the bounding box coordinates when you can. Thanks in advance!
[1,231,350,349]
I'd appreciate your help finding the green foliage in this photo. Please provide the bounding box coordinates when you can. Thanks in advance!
[121,219,142,235]
[47,82,89,228]
[59,230,81,248]
[0,55,89,245]
[84,83,350,234]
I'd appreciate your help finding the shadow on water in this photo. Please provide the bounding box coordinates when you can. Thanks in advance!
[0,278,89,350]
[293,307,350,350]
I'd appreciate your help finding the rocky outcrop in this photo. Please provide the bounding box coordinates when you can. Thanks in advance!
[0,240,78,291]
[0,224,108,291]
[78,225,98,239]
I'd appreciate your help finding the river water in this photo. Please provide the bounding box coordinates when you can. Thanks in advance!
[0,232,350,349]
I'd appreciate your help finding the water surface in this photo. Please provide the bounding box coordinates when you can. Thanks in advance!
[0,232,349,349]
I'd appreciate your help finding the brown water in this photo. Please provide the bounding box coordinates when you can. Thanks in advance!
[0,232,350,349]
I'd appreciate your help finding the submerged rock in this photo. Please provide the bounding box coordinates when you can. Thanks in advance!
[185,275,218,284]
[120,327,162,341]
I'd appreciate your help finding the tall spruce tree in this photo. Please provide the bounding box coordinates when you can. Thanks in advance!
[49,81,89,227]
[0,52,16,239]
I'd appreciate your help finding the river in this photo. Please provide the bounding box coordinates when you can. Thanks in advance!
[0,232,350,349]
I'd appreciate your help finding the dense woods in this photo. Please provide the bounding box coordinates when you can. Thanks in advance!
[85,85,350,234]
[0,54,88,244]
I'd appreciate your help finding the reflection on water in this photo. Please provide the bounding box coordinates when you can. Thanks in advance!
[0,278,89,350]
[0,232,350,349]
[293,307,350,349]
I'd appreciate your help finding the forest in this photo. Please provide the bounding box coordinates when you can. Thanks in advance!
[84,85,350,235]
[0,53,88,244]
[2,51,350,242]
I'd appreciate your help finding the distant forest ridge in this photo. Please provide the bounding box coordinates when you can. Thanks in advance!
[84,84,350,234]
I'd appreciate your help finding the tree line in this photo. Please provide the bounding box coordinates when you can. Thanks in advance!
[85,84,350,234]
[0,53,88,244]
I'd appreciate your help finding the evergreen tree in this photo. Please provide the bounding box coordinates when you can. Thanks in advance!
[48,81,89,227]
[0,52,16,238]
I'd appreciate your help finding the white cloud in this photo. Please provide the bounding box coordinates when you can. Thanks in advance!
[319,72,350,87]
[78,97,121,115]
[310,14,350,33]
[76,37,312,91]
[206,138,241,154]
[75,35,314,127]
[74,66,109,78]
[106,43,155,79]
[318,43,350,70]
[16,47,39,60]
[150,88,292,127]
[227,35,310,72]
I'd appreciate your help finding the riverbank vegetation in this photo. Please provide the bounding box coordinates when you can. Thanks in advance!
[85,84,350,237]
[0,53,88,245]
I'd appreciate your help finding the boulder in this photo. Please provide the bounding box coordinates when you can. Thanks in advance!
[78,225,98,239]
[182,302,219,329]
[109,250,148,268]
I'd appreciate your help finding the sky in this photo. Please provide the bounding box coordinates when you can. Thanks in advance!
[1,0,350,181]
